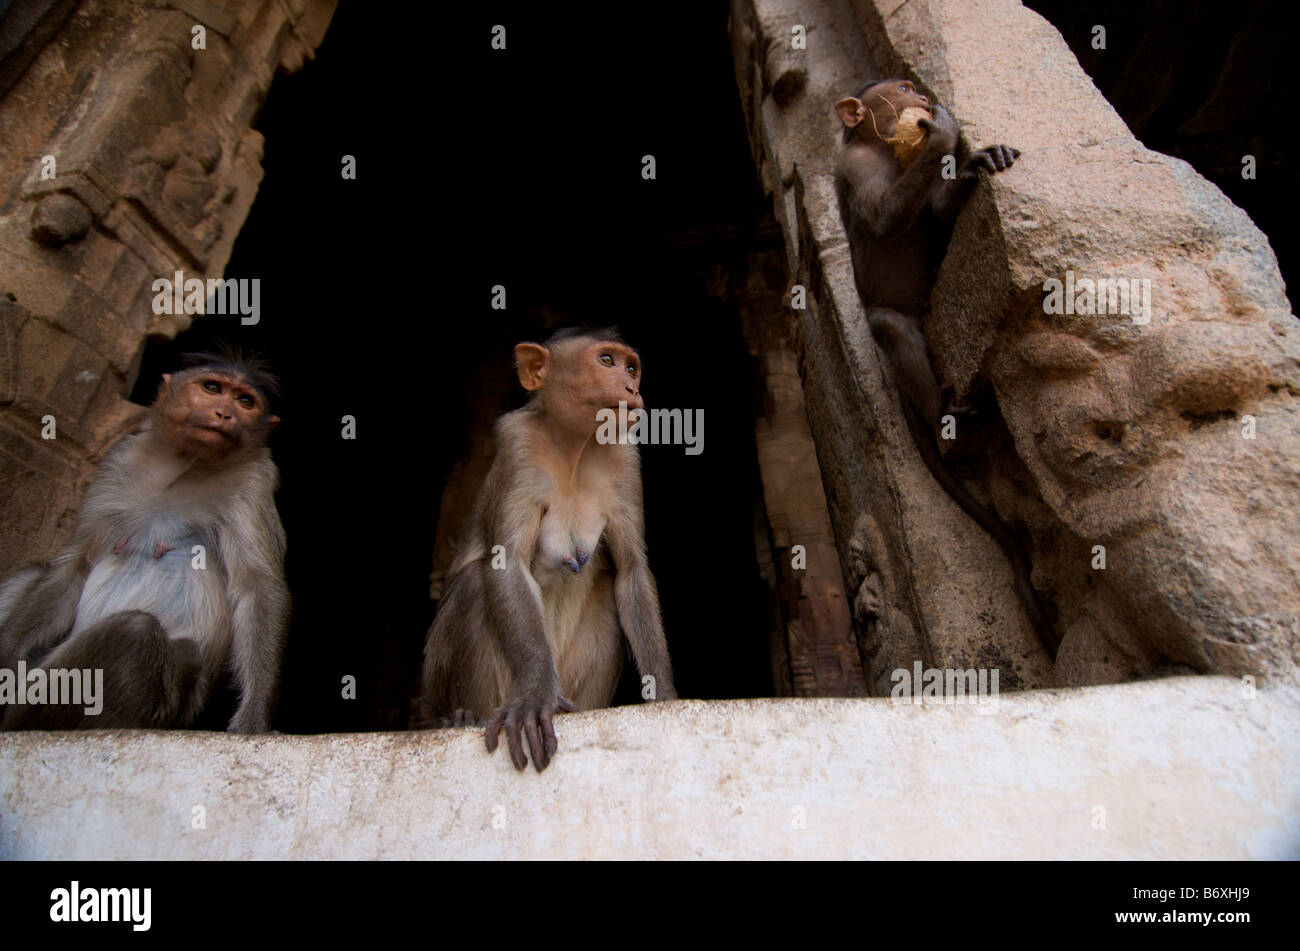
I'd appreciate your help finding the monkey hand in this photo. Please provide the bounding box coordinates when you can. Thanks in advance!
[485,686,578,772]
[917,105,959,153]
[959,145,1020,180]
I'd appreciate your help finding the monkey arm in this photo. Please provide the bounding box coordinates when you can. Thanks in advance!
[931,144,1020,225]
[839,143,949,239]
[476,435,580,771]
[478,460,558,695]
[220,471,289,734]
[605,459,676,701]
[0,551,88,669]
[929,171,979,226]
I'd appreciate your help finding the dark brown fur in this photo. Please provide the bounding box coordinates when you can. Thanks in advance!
[834,79,1058,656]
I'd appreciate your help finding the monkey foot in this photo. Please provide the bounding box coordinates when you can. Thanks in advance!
[153,541,173,559]
[449,709,482,728]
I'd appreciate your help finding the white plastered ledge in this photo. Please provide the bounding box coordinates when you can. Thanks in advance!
[1,677,1297,859]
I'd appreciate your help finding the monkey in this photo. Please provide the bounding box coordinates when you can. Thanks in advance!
[834,78,1059,656]
[0,350,290,731]
[421,327,676,771]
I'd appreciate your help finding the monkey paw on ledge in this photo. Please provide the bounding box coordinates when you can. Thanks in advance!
[1,681,1297,860]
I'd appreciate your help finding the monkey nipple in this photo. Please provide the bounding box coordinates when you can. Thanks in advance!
[112,538,128,556]
[563,557,581,574]
[575,548,590,567]
[153,541,173,559]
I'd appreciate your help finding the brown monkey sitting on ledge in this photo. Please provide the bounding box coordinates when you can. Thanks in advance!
[0,351,289,731]
[834,78,1059,656]
[421,328,676,771]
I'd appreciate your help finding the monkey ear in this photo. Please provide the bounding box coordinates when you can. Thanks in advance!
[515,343,549,391]
[266,415,281,433]
[835,97,866,128]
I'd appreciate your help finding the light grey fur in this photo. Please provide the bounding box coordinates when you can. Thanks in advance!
[0,415,288,731]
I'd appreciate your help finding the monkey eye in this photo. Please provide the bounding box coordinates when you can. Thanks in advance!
[627,365,639,378]
[599,354,615,366]
[202,380,221,393]
[236,395,254,408]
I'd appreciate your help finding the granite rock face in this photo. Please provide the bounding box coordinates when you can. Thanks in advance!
[730,0,1299,689]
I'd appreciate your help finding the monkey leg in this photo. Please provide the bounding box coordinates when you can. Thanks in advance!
[866,306,943,425]
[421,562,507,723]
[2,611,200,730]
[0,565,43,630]
[0,564,45,669]
[899,399,1060,657]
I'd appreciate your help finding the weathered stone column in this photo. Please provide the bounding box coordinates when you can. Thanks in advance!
[0,0,337,573]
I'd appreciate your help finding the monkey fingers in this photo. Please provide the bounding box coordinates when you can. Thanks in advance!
[917,105,958,147]
[485,694,578,772]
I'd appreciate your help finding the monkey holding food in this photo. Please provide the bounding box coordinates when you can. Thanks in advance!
[421,328,676,771]
[0,350,289,731]
[833,79,1058,655]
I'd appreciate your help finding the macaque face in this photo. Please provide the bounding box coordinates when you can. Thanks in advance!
[582,340,642,412]
[867,80,930,137]
[837,79,932,140]
[516,334,644,437]
[157,372,274,460]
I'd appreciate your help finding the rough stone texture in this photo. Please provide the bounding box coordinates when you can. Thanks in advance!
[0,0,338,574]
[2,679,1296,859]
[734,250,866,695]
[730,0,1299,690]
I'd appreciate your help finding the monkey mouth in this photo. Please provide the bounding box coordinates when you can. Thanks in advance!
[195,424,236,440]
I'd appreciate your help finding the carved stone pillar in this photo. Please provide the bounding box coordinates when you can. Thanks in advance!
[0,0,338,572]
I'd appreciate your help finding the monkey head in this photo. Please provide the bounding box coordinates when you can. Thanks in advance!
[153,356,279,463]
[836,78,934,162]
[515,329,642,436]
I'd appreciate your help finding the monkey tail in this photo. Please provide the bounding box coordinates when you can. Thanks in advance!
[900,400,1060,657]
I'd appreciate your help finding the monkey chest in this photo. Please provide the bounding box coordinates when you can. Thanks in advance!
[76,501,227,637]
[533,490,612,589]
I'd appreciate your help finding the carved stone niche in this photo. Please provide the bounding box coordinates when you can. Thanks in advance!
[0,0,338,574]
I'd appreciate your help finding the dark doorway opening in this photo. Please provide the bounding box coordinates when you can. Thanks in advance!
[132,3,782,730]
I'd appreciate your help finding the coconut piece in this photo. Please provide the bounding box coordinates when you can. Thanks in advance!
[885,106,931,166]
